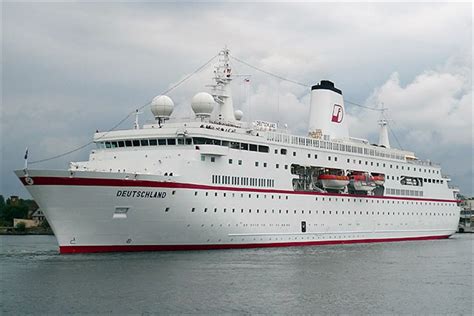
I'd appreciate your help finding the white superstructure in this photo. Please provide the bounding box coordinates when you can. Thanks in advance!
[16,48,461,253]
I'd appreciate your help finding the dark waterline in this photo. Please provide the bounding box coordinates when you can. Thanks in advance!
[1,235,472,314]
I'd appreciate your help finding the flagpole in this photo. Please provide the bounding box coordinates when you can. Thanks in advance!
[24,147,28,170]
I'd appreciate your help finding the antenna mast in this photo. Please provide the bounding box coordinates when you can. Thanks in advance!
[210,47,236,123]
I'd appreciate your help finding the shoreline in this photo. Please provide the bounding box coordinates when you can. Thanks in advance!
[0,229,54,236]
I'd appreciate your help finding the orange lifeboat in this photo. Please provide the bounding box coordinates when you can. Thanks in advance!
[318,174,350,190]
[372,174,385,186]
[349,173,376,191]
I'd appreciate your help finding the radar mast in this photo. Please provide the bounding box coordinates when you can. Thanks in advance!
[210,47,236,123]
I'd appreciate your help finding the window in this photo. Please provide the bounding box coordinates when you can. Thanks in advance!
[263,162,267,167]
[293,152,296,156]
[141,139,149,146]
[238,160,242,165]
[255,162,259,167]
[258,145,269,153]
[167,139,176,145]
[201,156,205,161]
[228,159,233,164]
[210,157,215,162]
[276,164,279,169]
[280,148,287,155]
[149,139,157,146]
[158,139,166,145]
[193,137,206,145]
[132,140,140,147]
[249,144,258,151]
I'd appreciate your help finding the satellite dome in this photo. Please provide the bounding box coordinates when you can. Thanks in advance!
[151,95,174,119]
[234,110,243,121]
[191,92,215,117]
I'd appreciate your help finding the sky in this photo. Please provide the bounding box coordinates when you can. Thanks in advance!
[1,2,472,198]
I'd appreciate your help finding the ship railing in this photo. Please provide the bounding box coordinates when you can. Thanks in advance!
[448,185,459,191]
[264,131,406,161]
[406,159,440,167]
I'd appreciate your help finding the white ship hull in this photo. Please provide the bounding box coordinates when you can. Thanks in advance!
[14,49,462,253]
[16,170,459,254]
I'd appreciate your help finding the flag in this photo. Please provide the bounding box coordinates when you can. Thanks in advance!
[24,148,28,160]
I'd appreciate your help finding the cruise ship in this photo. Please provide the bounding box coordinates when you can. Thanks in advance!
[16,48,461,253]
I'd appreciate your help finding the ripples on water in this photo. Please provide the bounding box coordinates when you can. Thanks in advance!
[1,235,472,314]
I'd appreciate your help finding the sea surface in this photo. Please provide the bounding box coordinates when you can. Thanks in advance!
[1,234,472,315]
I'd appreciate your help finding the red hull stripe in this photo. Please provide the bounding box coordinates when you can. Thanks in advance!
[59,234,451,254]
[20,176,458,203]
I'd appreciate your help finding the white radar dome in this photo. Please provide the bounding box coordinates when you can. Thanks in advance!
[191,92,215,117]
[151,95,174,119]
[234,110,243,121]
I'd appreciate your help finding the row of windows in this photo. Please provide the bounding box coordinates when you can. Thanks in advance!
[211,175,275,188]
[188,207,456,217]
[97,137,270,153]
[187,191,455,206]
[314,195,453,206]
[386,188,423,197]
[271,144,440,176]
[98,138,190,148]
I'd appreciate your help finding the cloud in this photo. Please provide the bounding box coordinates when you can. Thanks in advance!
[357,56,471,147]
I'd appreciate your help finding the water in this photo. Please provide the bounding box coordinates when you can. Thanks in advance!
[1,235,472,314]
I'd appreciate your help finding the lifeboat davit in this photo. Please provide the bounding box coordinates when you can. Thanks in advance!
[350,173,376,191]
[318,174,350,190]
[372,174,385,186]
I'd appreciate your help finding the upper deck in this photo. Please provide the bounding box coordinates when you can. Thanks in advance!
[93,118,438,169]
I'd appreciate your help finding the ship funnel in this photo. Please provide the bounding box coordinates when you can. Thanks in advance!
[307,80,348,140]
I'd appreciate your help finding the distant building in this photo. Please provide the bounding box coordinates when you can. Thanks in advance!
[31,209,46,225]
[9,195,19,206]
[459,198,474,227]
[13,218,38,228]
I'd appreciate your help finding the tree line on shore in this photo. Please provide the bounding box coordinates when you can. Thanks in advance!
[0,195,49,231]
